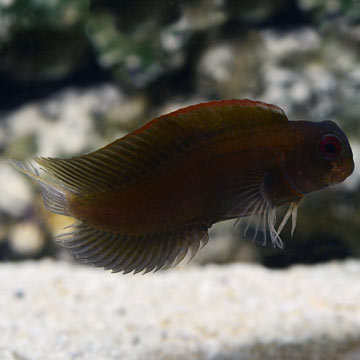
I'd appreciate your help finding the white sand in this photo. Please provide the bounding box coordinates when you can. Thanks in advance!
[1,260,360,360]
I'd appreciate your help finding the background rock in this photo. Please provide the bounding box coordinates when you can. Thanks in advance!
[0,0,359,268]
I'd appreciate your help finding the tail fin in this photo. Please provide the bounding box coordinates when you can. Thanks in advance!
[8,159,71,216]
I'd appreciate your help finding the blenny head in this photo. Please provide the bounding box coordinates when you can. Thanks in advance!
[283,120,354,195]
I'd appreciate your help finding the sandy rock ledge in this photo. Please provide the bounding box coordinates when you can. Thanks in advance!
[1,260,360,360]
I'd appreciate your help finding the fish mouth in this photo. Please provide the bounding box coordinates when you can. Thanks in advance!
[328,156,355,186]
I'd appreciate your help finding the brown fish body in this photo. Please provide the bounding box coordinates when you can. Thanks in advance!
[68,122,295,234]
[9,99,354,273]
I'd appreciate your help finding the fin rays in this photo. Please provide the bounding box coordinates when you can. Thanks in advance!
[57,222,209,274]
[7,159,71,216]
[237,197,301,249]
[229,173,302,249]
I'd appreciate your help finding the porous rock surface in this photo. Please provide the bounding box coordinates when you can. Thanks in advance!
[1,260,360,360]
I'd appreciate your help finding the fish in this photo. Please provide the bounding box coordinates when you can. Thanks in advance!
[9,99,354,274]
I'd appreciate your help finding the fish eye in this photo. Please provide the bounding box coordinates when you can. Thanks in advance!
[318,134,342,158]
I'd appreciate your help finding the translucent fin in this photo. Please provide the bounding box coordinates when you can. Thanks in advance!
[277,203,293,235]
[267,204,283,249]
[8,159,71,216]
[220,166,304,249]
[56,222,210,274]
[291,201,300,237]
[225,170,286,249]
[276,200,301,237]
[220,169,267,221]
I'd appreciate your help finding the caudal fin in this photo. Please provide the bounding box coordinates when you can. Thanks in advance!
[8,159,71,216]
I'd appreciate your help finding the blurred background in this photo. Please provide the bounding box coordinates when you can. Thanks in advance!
[0,0,359,269]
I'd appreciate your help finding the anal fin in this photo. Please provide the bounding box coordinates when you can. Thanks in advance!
[56,222,209,274]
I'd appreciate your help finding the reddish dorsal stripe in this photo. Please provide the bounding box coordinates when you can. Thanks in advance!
[129,99,285,137]
[165,99,285,118]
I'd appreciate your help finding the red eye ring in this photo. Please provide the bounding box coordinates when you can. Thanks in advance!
[318,134,342,158]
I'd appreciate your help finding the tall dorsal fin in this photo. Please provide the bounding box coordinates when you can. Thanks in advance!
[31,99,289,196]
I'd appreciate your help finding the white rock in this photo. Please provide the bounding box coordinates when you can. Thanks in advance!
[0,260,360,360]
[4,84,126,158]
[298,0,341,13]
[262,28,321,60]
[0,162,33,217]
[8,221,45,256]
[198,44,234,83]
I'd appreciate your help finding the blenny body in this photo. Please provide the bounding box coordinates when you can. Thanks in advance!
[10,99,354,273]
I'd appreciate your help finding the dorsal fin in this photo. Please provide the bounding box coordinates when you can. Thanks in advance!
[33,99,288,196]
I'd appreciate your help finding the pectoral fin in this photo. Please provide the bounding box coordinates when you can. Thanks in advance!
[219,169,301,248]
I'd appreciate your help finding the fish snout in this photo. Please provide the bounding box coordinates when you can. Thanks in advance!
[328,156,355,186]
